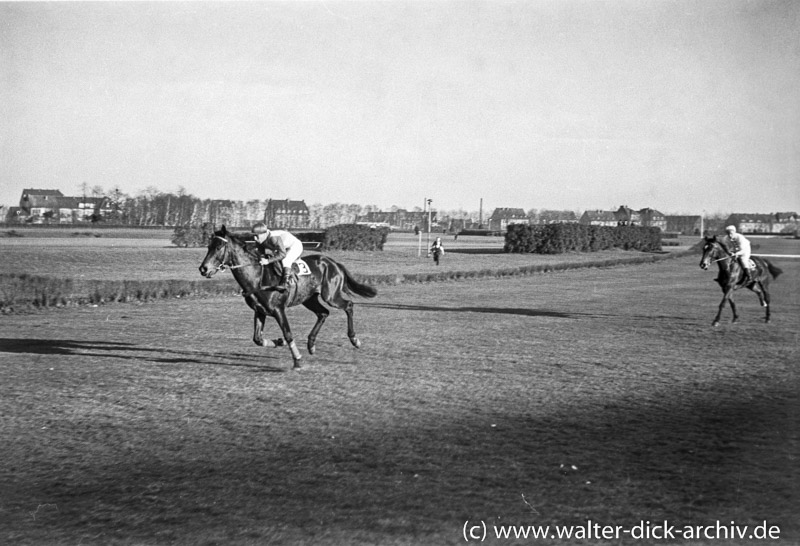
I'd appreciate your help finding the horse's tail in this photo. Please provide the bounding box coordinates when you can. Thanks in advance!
[764,259,783,280]
[337,261,378,299]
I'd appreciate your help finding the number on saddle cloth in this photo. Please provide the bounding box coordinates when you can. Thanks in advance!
[292,258,312,276]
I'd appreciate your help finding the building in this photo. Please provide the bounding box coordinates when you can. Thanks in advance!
[534,210,579,224]
[263,199,310,229]
[724,212,799,234]
[15,189,113,223]
[614,206,642,226]
[612,205,666,230]
[488,208,528,232]
[773,212,799,233]
[638,208,667,231]
[19,189,64,222]
[579,210,618,226]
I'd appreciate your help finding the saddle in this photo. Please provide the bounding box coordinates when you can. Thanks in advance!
[266,258,311,277]
[262,258,311,291]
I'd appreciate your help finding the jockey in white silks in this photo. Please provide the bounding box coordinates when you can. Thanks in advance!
[252,222,304,291]
[725,225,755,284]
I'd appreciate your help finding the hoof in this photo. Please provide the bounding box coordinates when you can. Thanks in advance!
[712,321,720,327]
[350,337,361,349]
[293,361,303,370]
[308,344,316,355]
[260,339,276,348]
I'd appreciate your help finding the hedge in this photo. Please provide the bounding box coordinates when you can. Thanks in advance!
[322,224,389,251]
[504,224,662,254]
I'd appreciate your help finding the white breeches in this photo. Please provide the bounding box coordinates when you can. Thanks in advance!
[738,251,751,269]
[281,244,303,268]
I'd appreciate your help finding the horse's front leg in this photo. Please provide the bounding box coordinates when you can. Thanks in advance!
[272,307,302,369]
[253,310,265,346]
[253,310,280,347]
[713,289,736,327]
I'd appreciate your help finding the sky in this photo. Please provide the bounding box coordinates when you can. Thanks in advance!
[2,0,799,215]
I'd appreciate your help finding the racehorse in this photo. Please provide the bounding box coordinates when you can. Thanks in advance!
[699,235,782,326]
[198,226,377,369]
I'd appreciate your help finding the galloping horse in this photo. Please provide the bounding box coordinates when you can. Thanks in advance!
[699,235,782,326]
[199,226,377,369]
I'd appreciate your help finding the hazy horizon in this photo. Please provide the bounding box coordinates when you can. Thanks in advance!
[2,1,799,216]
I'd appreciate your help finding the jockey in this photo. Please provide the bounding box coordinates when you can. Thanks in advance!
[251,222,304,291]
[430,237,445,263]
[725,225,755,284]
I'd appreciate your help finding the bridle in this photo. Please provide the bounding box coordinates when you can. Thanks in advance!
[704,242,735,266]
[210,235,250,273]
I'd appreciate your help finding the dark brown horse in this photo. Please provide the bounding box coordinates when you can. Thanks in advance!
[198,226,377,369]
[699,236,782,326]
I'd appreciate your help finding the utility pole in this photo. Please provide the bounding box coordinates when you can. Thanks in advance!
[426,198,432,256]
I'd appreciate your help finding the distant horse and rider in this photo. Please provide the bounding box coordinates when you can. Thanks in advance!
[699,234,783,326]
[199,226,377,369]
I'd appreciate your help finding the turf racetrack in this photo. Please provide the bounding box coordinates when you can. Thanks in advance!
[1,255,798,545]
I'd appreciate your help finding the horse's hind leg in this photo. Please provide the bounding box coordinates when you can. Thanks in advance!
[324,292,361,348]
[302,294,330,355]
[753,282,771,323]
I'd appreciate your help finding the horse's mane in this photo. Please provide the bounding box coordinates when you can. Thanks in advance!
[707,235,732,255]
[216,230,261,262]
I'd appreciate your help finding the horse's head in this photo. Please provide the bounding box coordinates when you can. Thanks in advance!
[199,225,232,278]
[699,236,729,270]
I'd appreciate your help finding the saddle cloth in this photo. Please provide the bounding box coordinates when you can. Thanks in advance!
[291,258,312,276]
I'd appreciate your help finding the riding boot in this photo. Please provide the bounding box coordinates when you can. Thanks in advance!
[745,268,756,285]
[276,269,291,292]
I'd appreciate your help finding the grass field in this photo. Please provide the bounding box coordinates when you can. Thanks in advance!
[0,236,797,545]
[0,231,696,284]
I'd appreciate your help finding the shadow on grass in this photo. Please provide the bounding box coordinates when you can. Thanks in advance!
[5,381,796,544]
[365,302,574,319]
[0,337,287,372]
[365,303,697,322]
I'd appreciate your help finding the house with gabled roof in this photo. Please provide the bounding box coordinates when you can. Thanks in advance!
[488,207,528,232]
[534,210,579,224]
[638,208,667,231]
[19,189,64,222]
[614,205,642,226]
[579,210,617,226]
[264,199,310,229]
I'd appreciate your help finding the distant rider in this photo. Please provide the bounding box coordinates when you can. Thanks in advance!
[251,222,304,291]
[430,237,445,265]
[725,225,755,284]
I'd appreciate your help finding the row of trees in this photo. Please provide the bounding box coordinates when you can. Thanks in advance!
[48,186,489,229]
[9,184,726,230]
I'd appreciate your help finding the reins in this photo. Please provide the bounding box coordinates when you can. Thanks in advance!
[212,235,256,272]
